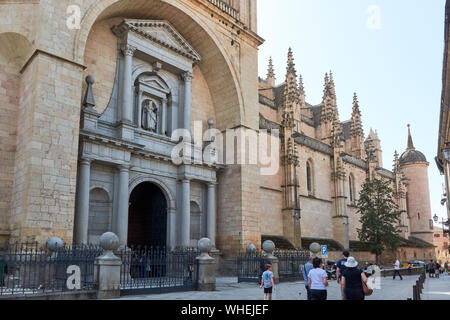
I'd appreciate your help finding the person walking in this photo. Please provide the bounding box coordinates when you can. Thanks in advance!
[301,257,314,300]
[435,261,441,279]
[260,264,275,300]
[307,257,328,301]
[444,261,448,274]
[341,257,369,300]
[393,259,403,280]
[428,260,435,278]
[336,250,350,299]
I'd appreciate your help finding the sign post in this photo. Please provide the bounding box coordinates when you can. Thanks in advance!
[321,245,328,260]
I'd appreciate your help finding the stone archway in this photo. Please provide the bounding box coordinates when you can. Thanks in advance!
[128,182,168,248]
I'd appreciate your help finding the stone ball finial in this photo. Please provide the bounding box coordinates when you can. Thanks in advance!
[198,238,212,254]
[246,243,256,253]
[99,232,120,252]
[46,237,63,252]
[86,75,95,85]
[262,240,275,254]
[309,242,321,254]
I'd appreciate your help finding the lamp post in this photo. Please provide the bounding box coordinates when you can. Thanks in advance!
[433,214,449,236]
[441,146,450,224]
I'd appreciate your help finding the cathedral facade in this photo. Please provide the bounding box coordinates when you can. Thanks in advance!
[0,0,435,261]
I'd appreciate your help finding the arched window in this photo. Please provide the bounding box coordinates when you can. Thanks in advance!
[349,174,355,203]
[306,160,314,196]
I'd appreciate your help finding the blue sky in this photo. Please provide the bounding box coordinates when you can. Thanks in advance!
[257,0,447,224]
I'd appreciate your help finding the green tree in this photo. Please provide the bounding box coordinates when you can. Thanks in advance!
[356,177,403,265]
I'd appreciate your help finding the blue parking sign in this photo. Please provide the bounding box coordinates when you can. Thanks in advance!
[321,245,327,256]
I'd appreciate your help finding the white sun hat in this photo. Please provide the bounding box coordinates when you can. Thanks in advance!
[344,256,358,268]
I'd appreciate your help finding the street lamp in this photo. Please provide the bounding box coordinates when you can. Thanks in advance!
[434,214,449,236]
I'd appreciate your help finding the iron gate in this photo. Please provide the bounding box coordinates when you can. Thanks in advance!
[118,246,198,296]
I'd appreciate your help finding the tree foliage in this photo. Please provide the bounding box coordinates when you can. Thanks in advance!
[356,177,403,261]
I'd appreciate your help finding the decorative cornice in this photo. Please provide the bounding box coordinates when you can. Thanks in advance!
[112,20,202,62]
[259,115,282,132]
[341,152,368,170]
[20,49,87,74]
[375,167,395,180]
[293,132,332,155]
[259,94,277,110]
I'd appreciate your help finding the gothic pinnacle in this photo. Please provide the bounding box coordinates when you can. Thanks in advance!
[266,57,276,86]
[298,74,305,96]
[283,48,299,107]
[267,57,275,79]
[407,124,415,151]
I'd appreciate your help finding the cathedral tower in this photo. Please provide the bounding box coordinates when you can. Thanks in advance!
[399,125,434,244]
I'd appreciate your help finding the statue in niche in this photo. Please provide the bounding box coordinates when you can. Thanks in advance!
[142,99,158,132]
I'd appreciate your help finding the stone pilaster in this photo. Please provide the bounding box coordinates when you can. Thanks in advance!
[181,178,191,247]
[74,158,92,244]
[119,45,137,140]
[116,165,130,247]
[207,183,217,248]
[182,71,194,133]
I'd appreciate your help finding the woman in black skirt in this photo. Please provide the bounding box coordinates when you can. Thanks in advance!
[341,257,369,300]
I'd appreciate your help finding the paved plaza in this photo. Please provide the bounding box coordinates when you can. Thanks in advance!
[422,275,450,300]
[117,274,450,300]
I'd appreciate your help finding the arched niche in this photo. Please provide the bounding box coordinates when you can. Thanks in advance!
[75,0,244,131]
[88,187,112,244]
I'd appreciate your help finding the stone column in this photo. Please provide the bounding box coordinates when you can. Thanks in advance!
[196,238,216,291]
[121,45,137,124]
[94,232,122,299]
[161,98,168,136]
[74,158,91,244]
[181,178,191,247]
[206,183,217,247]
[116,165,130,248]
[181,72,194,133]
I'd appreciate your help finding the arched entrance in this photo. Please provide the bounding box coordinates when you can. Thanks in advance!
[128,182,167,248]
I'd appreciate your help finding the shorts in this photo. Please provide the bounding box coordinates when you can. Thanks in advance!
[264,287,273,294]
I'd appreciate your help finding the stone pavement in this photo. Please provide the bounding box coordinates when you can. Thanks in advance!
[422,273,450,300]
[118,275,431,300]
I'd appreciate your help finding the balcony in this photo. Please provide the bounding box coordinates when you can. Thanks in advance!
[206,0,239,20]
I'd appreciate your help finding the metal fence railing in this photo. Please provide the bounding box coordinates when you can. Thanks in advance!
[0,242,102,297]
[206,0,239,20]
[117,246,198,296]
[237,249,310,283]
[276,249,310,282]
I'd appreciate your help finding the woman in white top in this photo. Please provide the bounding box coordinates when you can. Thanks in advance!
[307,257,329,300]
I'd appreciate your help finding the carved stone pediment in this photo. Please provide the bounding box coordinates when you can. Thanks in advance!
[112,19,201,62]
[138,75,170,94]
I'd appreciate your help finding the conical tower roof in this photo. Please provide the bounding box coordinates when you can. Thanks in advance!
[399,124,427,165]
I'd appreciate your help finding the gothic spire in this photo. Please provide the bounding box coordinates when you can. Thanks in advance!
[283,48,299,108]
[331,112,344,148]
[351,92,363,137]
[266,57,275,86]
[321,72,337,123]
[407,124,415,150]
[393,150,400,172]
[298,74,305,96]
